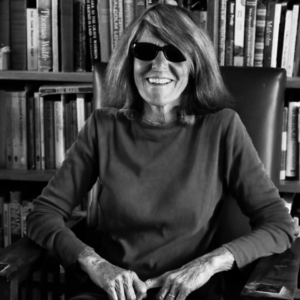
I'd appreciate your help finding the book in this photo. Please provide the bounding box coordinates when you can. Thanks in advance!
[10,0,27,70]
[77,93,87,132]
[40,95,45,169]
[281,1,293,70]
[218,0,227,66]
[39,84,93,95]
[277,0,289,67]
[10,191,22,244]
[124,0,135,28]
[26,8,38,71]
[263,0,276,67]
[34,92,42,169]
[5,92,13,169]
[60,0,74,72]
[0,90,6,168]
[244,0,258,66]
[98,0,111,63]
[37,0,52,72]
[0,0,10,48]
[20,200,34,237]
[74,0,87,71]
[110,0,120,51]
[44,98,55,169]
[27,95,36,170]
[271,1,282,67]
[286,2,300,77]
[254,0,267,67]
[225,1,235,66]
[233,0,246,66]
[286,101,300,178]
[71,100,78,144]
[135,0,146,18]
[293,11,300,76]
[0,195,5,248]
[54,100,65,169]
[3,200,11,247]
[52,0,59,72]
[207,0,219,53]
[280,106,288,180]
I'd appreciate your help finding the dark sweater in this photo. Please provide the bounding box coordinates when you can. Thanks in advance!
[27,107,294,281]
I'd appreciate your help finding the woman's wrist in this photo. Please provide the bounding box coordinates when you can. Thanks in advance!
[78,247,107,272]
[201,246,235,275]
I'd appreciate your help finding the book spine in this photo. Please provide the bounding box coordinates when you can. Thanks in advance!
[26,8,38,71]
[225,1,235,66]
[39,85,93,95]
[254,0,266,67]
[5,92,13,169]
[18,92,27,170]
[244,0,257,66]
[74,0,87,71]
[286,101,299,178]
[218,0,227,66]
[10,191,22,243]
[0,196,5,248]
[233,0,246,66]
[3,202,10,247]
[292,14,300,77]
[77,94,86,132]
[118,0,124,37]
[37,0,52,72]
[271,3,282,68]
[281,9,292,70]
[27,96,35,170]
[71,100,78,144]
[91,0,101,62]
[44,100,55,169]
[10,0,27,70]
[52,0,59,72]
[65,98,72,150]
[40,96,45,170]
[263,1,276,68]
[124,0,135,28]
[98,0,111,62]
[135,0,146,18]
[110,0,120,51]
[287,4,300,77]
[277,1,288,67]
[60,0,74,72]
[11,92,20,169]
[0,0,10,48]
[54,101,65,169]
[280,107,288,180]
[207,0,219,52]
[34,92,41,169]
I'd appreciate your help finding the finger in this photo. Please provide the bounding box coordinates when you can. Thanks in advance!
[176,289,189,300]
[156,283,172,300]
[145,275,164,290]
[123,273,137,300]
[131,273,147,300]
[114,279,126,300]
[107,285,118,300]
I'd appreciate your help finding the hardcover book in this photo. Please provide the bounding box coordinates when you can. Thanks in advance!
[52,0,59,72]
[225,1,235,66]
[44,98,55,169]
[98,0,111,62]
[37,0,52,72]
[218,0,227,66]
[54,100,65,169]
[26,8,38,71]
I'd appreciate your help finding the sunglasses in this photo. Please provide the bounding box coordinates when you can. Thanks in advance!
[131,42,186,63]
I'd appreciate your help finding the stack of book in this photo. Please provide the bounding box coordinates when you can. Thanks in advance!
[215,0,300,77]
[0,84,93,171]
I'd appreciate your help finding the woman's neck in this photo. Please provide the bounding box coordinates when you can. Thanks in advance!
[142,105,178,125]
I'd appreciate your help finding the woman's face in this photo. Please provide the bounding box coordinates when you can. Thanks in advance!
[133,30,189,112]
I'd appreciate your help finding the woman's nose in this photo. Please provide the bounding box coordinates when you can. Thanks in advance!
[152,51,168,70]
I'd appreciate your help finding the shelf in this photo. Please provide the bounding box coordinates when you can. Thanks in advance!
[0,71,93,82]
[0,169,57,181]
[286,77,300,89]
[279,180,300,193]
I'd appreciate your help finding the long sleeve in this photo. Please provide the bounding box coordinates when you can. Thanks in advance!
[222,112,294,268]
[26,111,99,267]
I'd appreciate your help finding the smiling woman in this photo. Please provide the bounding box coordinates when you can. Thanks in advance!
[26,3,294,300]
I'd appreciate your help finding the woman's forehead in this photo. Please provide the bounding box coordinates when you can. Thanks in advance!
[136,28,167,46]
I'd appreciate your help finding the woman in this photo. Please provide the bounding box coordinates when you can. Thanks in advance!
[27,4,294,300]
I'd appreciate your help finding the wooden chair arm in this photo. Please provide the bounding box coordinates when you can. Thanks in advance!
[240,238,300,299]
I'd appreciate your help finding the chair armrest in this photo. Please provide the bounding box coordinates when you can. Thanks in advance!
[240,238,300,299]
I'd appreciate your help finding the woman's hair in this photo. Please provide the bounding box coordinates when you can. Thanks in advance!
[103,4,234,123]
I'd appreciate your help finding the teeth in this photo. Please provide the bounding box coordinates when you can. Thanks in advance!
[148,78,171,84]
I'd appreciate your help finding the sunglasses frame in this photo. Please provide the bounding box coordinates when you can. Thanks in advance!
[131,42,186,63]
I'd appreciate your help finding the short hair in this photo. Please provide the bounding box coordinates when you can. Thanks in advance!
[103,4,234,123]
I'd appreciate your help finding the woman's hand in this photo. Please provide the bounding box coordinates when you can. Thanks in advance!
[78,248,147,300]
[145,247,235,300]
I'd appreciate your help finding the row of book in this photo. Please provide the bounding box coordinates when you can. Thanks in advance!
[0,84,93,171]
[0,0,94,72]
[216,0,300,77]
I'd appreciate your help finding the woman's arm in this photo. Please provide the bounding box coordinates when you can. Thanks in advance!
[26,111,99,267]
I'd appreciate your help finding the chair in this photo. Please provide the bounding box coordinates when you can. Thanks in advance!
[0,65,299,300]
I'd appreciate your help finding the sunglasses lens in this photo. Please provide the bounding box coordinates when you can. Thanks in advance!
[165,45,186,62]
[132,43,158,61]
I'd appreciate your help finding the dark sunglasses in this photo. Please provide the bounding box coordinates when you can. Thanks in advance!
[131,42,186,63]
